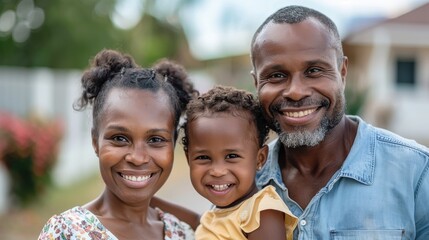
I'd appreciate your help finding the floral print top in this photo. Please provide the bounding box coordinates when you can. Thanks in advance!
[38,206,194,240]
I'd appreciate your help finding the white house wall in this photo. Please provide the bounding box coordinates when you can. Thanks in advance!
[388,47,429,144]
[344,23,429,146]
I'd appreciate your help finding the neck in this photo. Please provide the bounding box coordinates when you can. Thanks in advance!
[84,187,154,224]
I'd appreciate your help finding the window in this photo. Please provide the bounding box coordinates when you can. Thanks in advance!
[395,59,416,86]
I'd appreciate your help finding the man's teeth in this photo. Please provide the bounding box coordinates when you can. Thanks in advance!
[211,184,231,191]
[284,108,316,118]
[121,174,151,182]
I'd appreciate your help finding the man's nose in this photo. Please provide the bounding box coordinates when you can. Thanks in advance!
[282,74,311,101]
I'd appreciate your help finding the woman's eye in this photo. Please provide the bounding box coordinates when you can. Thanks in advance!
[112,135,128,143]
[148,136,166,144]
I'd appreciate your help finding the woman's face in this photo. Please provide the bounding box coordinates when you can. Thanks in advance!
[92,88,175,205]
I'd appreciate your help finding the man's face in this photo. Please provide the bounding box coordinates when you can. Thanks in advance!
[251,19,348,148]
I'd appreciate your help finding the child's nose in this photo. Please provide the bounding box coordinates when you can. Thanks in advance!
[209,163,228,177]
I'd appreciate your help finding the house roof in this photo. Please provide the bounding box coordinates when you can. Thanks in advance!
[388,2,429,25]
[344,2,429,45]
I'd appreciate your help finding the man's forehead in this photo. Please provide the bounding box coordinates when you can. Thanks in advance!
[254,20,338,58]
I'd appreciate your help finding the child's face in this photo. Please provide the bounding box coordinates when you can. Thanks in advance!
[186,114,267,208]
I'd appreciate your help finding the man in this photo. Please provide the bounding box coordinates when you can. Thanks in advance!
[251,5,429,240]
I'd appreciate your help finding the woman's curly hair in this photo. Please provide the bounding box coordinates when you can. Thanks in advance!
[73,49,198,141]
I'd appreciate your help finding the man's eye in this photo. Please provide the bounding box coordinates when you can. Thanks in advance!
[262,72,287,83]
[269,72,287,78]
[306,67,322,75]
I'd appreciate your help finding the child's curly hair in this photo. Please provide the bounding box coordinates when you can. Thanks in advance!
[181,85,269,152]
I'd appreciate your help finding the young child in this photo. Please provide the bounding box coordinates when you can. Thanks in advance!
[181,85,298,239]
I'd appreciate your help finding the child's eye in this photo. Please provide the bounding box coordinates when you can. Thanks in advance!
[195,155,210,161]
[226,154,239,159]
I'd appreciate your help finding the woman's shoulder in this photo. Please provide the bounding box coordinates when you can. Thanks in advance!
[44,206,99,225]
[157,208,195,240]
[38,206,115,240]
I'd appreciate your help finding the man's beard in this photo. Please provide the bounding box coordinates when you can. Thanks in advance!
[272,90,345,148]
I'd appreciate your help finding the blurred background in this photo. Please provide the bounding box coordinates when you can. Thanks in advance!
[1,0,429,238]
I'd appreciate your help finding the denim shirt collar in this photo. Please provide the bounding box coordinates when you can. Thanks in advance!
[256,116,375,190]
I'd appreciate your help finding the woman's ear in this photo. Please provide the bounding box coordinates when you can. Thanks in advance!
[256,145,269,170]
[91,128,99,157]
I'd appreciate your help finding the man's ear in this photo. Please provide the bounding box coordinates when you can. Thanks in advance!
[341,56,348,84]
[91,128,99,157]
[256,144,269,170]
[251,70,258,88]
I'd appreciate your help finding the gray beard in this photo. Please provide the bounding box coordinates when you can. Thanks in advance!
[276,117,329,148]
[274,90,345,148]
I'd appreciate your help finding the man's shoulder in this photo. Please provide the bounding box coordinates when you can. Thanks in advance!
[371,123,429,157]
[351,115,429,157]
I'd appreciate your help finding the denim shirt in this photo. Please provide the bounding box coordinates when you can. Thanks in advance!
[256,116,429,240]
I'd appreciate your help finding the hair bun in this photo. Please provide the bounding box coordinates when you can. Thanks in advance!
[93,49,136,76]
[153,59,198,112]
[153,59,187,82]
[74,49,138,110]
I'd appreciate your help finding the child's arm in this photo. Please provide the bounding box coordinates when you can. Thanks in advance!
[150,196,201,230]
[247,210,287,240]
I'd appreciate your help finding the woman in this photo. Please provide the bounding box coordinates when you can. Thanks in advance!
[38,49,197,239]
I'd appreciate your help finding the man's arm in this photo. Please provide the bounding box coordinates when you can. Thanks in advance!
[416,161,429,240]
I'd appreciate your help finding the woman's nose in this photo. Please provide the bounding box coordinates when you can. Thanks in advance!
[125,144,149,165]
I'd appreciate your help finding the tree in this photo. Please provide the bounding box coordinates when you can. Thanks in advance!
[0,0,189,69]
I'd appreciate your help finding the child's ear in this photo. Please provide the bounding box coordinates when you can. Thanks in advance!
[256,145,269,170]
[185,151,190,166]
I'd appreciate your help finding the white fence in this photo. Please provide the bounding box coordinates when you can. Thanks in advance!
[0,67,98,214]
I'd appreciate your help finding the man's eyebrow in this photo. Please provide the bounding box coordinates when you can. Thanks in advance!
[304,59,332,67]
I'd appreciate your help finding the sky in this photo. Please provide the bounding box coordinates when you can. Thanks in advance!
[114,0,429,60]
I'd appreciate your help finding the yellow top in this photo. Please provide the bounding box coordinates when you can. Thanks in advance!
[195,185,298,240]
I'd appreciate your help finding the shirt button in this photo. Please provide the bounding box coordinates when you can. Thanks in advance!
[300,219,307,226]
